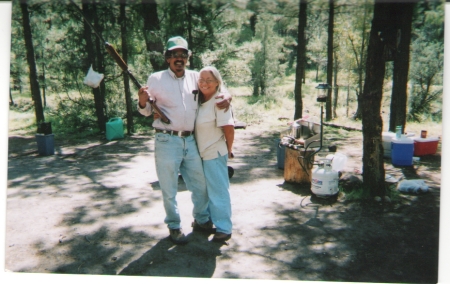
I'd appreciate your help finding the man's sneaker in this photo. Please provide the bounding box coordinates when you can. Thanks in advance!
[169,229,188,244]
[192,219,216,234]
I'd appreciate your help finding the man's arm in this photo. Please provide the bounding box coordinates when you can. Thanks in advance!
[137,86,153,116]
[215,90,232,112]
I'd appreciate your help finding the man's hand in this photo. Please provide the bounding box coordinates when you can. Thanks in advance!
[215,91,232,112]
[138,86,150,108]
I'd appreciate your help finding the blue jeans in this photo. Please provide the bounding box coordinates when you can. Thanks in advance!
[154,133,210,229]
[203,153,232,234]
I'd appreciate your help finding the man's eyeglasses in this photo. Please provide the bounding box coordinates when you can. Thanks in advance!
[198,79,217,84]
[169,52,189,59]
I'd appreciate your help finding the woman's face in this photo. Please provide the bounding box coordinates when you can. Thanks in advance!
[198,70,219,97]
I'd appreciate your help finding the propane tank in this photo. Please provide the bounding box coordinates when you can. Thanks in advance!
[311,159,339,197]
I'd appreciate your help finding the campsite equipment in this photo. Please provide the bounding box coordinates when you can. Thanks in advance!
[316,83,329,103]
[326,152,348,172]
[83,65,104,88]
[311,159,339,197]
[279,83,341,196]
[35,122,54,156]
[421,130,428,138]
[291,119,321,140]
[275,138,286,169]
[396,125,402,138]
[284,147,315,183]
[397,179,429,193]
[383,131,415,158]
[106,118,124,141]
[35,133,55,156]
[413,137,439,156]
[391,136,414,166]
[69,0,170,124]
[228,166,234,178]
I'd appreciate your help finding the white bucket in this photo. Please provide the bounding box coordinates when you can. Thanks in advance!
[311,160,339,197]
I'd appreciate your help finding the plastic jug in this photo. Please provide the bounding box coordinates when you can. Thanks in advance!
[326,153,348,172]
[106,117,124,141]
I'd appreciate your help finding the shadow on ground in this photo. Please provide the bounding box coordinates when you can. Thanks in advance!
[5,127,440,282]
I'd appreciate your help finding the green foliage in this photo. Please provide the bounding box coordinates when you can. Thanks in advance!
[408,0,444,123]
[341,186,372,201]
[9,0,444,137]
[48,96,98,136]
[343,183,401,202]
[250,13,288,96]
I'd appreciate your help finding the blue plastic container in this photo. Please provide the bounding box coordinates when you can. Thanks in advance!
[35,133,55,156]
[391,137,414,166]
[106,117,124,141]
[275,139,286,169]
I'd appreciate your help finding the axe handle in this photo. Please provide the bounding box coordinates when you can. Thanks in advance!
[105,43,170,124]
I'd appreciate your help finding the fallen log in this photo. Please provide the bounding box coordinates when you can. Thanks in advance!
[323,122,362,132]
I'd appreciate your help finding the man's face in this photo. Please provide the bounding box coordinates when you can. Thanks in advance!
[166,48,189,76]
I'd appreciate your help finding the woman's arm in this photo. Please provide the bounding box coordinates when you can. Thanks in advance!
[222,125,235,158]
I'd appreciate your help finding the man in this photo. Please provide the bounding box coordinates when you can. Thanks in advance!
[137,36,231,244]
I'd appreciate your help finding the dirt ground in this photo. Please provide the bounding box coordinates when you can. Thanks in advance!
[4,124,442,283]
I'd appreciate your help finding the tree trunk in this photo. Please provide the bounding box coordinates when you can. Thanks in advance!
[346,85,350,117]
[186,2,195,69]
[361,0,395,198]
[93,4,107,130]
[10,88,14,106]
[260,24,268,96]
[353,0,369,120]
[140,0,165,71]
[120,3,134,135]
[41,49,46,108]
[252,73,259,96]
[333,50,338,118]
[83,3,106,132]
[389,2,415,133]
[250,13,257,37]
[20,1,45,124]
[325,0,334,121]
[42,60,46,108]
[294,0,307,120]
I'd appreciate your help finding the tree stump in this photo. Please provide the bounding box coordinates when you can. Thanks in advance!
[284,147,315,184]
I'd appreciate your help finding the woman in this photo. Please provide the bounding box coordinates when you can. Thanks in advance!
[195,66,235,242]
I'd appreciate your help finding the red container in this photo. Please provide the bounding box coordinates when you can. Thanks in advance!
[413,137,439,156]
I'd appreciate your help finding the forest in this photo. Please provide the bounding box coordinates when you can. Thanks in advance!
[9,0,445,196]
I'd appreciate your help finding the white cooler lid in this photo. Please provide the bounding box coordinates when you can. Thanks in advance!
[413,137,439,142]
[392,137,414,144]
[383,132,415,141]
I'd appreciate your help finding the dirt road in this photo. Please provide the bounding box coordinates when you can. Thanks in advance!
[5,125,441,282]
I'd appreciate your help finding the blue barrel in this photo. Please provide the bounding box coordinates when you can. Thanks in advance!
[391,137,414,166]
[275,139,286,169]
